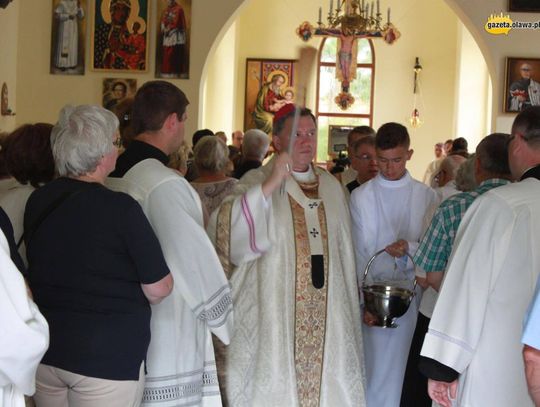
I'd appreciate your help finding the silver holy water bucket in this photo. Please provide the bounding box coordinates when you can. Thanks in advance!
[361,249,417,328]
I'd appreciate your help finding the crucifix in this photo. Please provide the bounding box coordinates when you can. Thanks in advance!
[296,0,400,110]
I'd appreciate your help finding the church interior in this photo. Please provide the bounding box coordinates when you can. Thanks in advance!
[0,0,534,178]
[2,1,540,406]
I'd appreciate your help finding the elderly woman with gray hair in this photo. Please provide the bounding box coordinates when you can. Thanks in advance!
[191,136,238,224]
[25,105,173,407]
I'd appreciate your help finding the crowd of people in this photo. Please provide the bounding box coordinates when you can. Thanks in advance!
[1,80,540,407]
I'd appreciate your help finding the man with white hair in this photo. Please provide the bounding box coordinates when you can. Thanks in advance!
[108,81,233,407]
[434,154,466,202]
[420,106,540,407]
[233,128,270,179]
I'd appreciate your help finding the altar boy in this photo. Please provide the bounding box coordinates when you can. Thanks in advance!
[350,122,437,407]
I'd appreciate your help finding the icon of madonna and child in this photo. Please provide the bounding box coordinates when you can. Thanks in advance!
[252,70,296,134]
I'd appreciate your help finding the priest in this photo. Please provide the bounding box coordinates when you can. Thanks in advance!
[107,81,233,407]
[420,106,540,407]
[208,104,366,407]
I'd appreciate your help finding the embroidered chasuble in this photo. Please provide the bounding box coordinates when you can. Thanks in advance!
[208,157,366,407]
[107,159,233,407]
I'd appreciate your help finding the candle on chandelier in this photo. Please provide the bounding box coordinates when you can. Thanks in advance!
[371,1,374,19]
[377,0,380,15]
[387,7,391,24]
[319,6,322,21]
[330,0,333,14]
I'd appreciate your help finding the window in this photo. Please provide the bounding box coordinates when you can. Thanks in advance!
[316,37,374,163]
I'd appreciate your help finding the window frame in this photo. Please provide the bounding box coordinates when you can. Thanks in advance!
[315,36,375,161]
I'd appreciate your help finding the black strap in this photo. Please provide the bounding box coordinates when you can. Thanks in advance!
[17,189,83,248]
[311,254,325,289]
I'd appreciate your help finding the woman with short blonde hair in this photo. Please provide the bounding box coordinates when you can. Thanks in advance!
[191,137,237,223]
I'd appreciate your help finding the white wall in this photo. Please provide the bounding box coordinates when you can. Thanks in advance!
[201,22,238,141]
[443,0,540,134]
[11,0,250,142]
[454,22,492,151]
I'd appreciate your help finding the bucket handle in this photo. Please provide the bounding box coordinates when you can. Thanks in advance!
[362,249,417,291]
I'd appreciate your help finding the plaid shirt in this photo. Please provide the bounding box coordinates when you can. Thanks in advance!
[414,178,510,272]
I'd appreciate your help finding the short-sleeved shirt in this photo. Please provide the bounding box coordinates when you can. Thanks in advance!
[414,178,510,272]
[25,177,170,380]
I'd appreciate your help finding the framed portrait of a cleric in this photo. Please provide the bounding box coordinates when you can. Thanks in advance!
[244,58,298,134]
[50,0,87,75]
[102,78,137,111]
[504,57,540,113]
[155,0,192,79]
[91,0,149,72]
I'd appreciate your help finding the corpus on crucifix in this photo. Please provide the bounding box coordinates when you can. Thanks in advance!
[297,0,400,110]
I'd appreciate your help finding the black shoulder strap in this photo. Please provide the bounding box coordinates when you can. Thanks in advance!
[17,189,83,248]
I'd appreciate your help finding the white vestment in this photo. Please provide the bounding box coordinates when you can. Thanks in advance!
[208,160,366,407]
[54,0,84,69]
[106,159,233,407]
[421,179,540,407]
[350,171,437,407]
[0,230,48,407]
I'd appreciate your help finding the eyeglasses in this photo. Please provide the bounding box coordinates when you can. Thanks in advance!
[521,68,532,72]
[113,137,123,148]
[295,130,316,138]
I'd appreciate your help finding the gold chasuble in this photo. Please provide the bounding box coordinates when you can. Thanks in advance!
[289,179,329,407]
[209,159,366,407]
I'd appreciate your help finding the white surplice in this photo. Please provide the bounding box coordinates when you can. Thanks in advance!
[421,179,540,407]
[207,159,366,407]
[106,159,233,407]
[0,230,48,407]
[350,171,437,407]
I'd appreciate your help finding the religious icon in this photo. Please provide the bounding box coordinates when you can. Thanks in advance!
[155,0,192,79]
[91,0,149,72]
[102,78,136,111]
[50,0,87,75]
[244,59,297,135]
